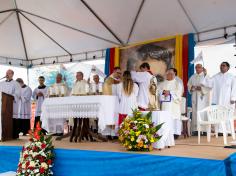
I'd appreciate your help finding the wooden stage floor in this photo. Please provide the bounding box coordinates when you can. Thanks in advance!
[1,135,235,160]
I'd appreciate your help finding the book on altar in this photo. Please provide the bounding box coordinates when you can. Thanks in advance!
[160,94,171,102]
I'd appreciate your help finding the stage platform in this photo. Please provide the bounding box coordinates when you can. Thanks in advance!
[0,136,235,175]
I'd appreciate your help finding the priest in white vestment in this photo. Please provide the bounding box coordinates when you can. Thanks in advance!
[112,71,139,125]
[88,74,103,95]
[47,73,69,135]
[159,69,183,136]
[71,72,89,95]
[202,62,236,132]
[131,62,158,110]
[0,69,21,139]
[103,67,121,95]
[169,68,184,95]
[15,78,32,136]
[188,64,211,132]
[32,76,48,128]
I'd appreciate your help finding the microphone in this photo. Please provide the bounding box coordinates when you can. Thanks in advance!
[0,76,6,80]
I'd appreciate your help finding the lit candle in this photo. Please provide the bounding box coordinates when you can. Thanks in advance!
[55,86,59,96]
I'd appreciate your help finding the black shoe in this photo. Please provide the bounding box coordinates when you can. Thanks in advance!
[174,134,179,139]
[192,131,198,136]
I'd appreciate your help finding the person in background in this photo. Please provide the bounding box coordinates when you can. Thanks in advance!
[88,74,103,95]
[159,69,182,138]
[103,67,122,95]
[32,76,48,128]
[202,61,236,133]
[187,64,211,135]
[15,78,32,138]
[46,73,69,136]
[112,71,139,126]
[169,68,184,95]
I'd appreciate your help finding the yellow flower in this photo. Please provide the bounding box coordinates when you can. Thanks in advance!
[144,145,148,148]
[129,146,132,149]
[131,137,135,141]
[135,131,141,136]
[138,141,143,147]
[150,137,154,143]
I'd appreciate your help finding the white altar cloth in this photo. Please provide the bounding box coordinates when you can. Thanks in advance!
[142,111,175,149]
[41,95,117,133]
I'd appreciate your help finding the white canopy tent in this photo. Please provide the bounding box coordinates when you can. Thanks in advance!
[0,0,236,67]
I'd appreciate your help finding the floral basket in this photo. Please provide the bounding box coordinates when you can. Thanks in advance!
[16,123,54,176]
[118,109,163,151]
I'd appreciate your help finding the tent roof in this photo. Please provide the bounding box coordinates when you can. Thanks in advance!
[0,0,236,66]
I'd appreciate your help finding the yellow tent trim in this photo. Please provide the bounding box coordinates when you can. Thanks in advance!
[175,35,183,79]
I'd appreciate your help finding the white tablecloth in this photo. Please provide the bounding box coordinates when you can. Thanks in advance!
[41,95,117,133]
[142,111,175,149]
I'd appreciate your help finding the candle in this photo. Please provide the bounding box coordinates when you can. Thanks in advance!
[49,87,55,96]
[92,84,96,93]
[85,84,89,94]
[99,83,103,93]
[60,86,65,96]
[55,86,59,96]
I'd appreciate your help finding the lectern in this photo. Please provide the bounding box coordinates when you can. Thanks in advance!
[0,92,14,141]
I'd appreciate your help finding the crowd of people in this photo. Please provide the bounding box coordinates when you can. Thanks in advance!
[0,60,235,139]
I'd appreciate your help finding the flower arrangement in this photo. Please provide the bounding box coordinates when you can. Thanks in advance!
[118,109,163,151]
[16,122,54,176]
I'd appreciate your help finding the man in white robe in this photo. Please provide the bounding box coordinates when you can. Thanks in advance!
[202,62,236,132]
[88,74,103,95]
[0,69,21,139]
[71,72,89,96]
[47,73,69,135]
[169,68,184,95]
[188,64,211,133]
[131,62,158,110]
[32,76,48,128]
[159,69,182,136]
[15,78,32,137]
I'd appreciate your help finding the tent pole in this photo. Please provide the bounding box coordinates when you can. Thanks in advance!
[80,0,124,45]
[19,11,72,56]
[19,10,120,46]
[126,0,145,44]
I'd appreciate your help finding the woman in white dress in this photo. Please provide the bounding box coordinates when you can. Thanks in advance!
[113,71,139,125]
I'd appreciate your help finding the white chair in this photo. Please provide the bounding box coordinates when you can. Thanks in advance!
[197,105,235,145]
[180,97,191,138]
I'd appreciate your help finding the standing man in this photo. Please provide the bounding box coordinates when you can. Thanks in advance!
[32,76,48,128]
[131,62,158,110]
[89,74,103,95]
[169,68,184,95]
[0,69,21,139]
[202,62,236,132]
[103,67,122,95]
[15,78,32,137]
[159,69,183,137]
[188,64,211,133]
[203,62,236,107]
[47,73,69,135]
[71,72,89,95]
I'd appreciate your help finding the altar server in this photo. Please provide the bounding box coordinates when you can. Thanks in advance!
[159,69,182,136]
[0,70,21,138]
[32,76,48,128]
[188,64,211,132]
[15,78,32,137]
[112,71,139,125]
[131,62,158,110]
